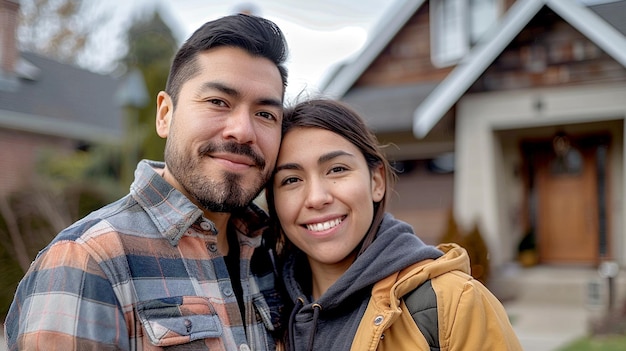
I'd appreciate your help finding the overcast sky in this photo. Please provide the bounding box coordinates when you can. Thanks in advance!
[88,0,398,102]
[90,0,619,101]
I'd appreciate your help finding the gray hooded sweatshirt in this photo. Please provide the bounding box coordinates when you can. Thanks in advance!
[282,213,443,351]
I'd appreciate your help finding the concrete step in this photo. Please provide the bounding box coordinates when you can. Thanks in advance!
[492,265,626,351]
[489,264,626,308]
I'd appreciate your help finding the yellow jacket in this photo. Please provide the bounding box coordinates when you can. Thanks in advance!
[351,243,522,351]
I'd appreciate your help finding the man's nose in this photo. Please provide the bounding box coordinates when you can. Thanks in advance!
[223,107,256,144]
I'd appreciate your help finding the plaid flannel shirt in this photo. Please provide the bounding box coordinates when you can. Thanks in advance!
[5,160,283,351]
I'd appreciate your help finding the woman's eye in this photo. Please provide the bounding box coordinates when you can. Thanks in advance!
[280,176,300,186]
[329,166,347,174]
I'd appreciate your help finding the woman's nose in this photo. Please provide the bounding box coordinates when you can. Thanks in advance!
[303,179,333,209]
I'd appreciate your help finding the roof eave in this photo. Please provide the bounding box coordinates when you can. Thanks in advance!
[0,109,123,144]
[322,0,427,98]
[412,0,544,138]
[547,0,626,67]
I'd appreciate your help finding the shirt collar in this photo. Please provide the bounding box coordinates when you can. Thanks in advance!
[131,160,203,245]
[130,160,269,247]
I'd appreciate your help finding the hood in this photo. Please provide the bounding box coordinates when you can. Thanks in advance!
[374,242,472,316]
[283,213,442,308]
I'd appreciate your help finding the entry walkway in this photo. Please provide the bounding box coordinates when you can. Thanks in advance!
[497,265,626,351]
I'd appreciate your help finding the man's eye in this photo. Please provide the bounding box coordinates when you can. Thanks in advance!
[258,111,277,121]
[208,99,227,107]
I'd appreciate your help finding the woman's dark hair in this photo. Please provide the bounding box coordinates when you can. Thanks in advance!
[266,99,397,259]
[165,14,289,105]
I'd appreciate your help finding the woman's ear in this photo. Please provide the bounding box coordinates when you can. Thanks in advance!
[156,91,173,138]
[371,165,385,202]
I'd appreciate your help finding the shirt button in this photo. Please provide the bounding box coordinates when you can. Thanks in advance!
[240,345,251,351]
[223,287,234,296]
[208,244,218,252]
[184,318,192,333]
[374,315,384,325]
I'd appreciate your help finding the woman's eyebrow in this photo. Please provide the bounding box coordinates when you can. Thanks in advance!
[317,150,354,165]
[275,150,355,173]
[275,163,301,173]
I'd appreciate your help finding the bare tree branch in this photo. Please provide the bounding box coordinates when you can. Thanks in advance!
[0,196,31,273]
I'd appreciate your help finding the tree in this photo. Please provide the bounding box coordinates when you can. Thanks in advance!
[17,0,115,69]
[121,10,178,162]
[438,209,491,285]
[1,5,178,319]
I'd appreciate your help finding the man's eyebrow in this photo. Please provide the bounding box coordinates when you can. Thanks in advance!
[201,81,282,108]
[259,97,283,109]
[275,150,355,173]
[201,81,238,97]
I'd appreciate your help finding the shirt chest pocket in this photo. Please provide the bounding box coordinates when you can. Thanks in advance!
[136,296,222,347]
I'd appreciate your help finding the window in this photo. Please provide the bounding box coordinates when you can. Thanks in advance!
[431,0,499,67]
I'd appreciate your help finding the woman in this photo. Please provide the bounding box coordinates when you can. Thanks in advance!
[266,99,522,350]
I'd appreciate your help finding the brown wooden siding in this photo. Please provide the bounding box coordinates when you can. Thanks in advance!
[470,7,626,92]
[354,3,453,87]
[354,0,518,88]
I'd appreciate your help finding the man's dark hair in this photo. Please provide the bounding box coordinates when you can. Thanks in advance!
[165,14,289,105]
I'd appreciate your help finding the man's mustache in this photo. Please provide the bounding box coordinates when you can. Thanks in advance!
[199,142,266,169]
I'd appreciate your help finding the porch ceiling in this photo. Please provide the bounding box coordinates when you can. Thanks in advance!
[342,82,438,133]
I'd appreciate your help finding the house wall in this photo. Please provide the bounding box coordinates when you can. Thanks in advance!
[456,82,626,267]
[471,7,626,93]
[354,2,454,87]
[354,0,519,88]
[0,129,74,196]
[388,160,454,245]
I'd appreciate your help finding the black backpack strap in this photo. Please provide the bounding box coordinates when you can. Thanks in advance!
[403,279,440,351]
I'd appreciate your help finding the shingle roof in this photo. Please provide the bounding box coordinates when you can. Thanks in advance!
[0,52,124,143]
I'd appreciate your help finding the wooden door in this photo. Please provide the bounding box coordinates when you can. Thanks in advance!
[535,144,599,264]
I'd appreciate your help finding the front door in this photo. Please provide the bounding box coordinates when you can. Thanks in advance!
[529,134,609,264]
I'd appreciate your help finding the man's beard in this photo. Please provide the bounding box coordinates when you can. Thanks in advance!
[165,139,268,212]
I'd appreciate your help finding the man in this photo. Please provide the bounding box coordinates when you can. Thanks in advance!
[5,14,288,351]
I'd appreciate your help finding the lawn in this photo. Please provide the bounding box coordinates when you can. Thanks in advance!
[557,335,626,351]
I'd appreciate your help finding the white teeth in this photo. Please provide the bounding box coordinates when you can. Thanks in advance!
[306,218,342,232]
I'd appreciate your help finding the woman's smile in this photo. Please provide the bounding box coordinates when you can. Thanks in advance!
[305,216,345,233]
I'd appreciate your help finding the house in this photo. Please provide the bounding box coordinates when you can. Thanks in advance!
[0,0,126,196]
[322,0,626,269]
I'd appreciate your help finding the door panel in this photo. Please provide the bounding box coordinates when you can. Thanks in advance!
[535,146,598,264]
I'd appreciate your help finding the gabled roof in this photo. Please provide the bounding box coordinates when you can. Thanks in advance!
[321,0,427,98]
[412,0,626,138]
[0,52,125,143]
[321,0,626,139]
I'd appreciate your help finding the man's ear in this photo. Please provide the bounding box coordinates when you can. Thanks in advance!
[156,91,173,138]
